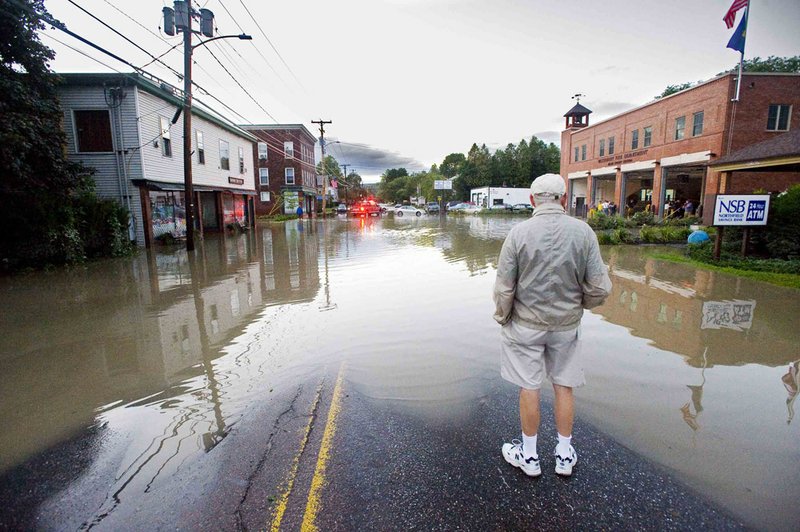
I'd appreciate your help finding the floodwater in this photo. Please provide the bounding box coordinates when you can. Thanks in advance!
[1,215,798,530]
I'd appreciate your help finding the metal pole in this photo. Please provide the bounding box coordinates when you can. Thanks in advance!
[183,14,195,250]
[732,6,749,102]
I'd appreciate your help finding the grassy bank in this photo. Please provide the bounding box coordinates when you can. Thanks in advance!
[650,250,800,290]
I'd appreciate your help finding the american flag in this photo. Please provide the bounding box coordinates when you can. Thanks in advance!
[723,0,748,29]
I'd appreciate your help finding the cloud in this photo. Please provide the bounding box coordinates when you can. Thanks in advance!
[322,138,428,179]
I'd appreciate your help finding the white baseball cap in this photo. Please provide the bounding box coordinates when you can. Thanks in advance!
[530,173,566,198]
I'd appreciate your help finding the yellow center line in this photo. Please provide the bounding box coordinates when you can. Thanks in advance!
[269,383,322,532]
[300,363,346,532]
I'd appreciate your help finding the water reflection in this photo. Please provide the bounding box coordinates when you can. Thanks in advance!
[1,216,798,530]
[601,246,798,369]
[0,225,321,522]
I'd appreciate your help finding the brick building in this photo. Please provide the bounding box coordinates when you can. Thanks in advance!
[240,124,318,215]
[560,72,800,223]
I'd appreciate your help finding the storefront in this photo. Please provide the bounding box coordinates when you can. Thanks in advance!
[136,180,255,246]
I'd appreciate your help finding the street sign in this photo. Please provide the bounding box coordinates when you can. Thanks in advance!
[434,180,452,190]
[713,194,770,226]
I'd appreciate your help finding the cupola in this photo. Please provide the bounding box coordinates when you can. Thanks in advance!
[564,94,592,129]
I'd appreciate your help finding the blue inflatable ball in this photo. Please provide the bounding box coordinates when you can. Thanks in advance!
[687,230,710,244]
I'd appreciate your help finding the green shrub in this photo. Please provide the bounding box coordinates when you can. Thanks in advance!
[588,212,627,230]
[688,241,800,274]
[630,210,656,226]
[765,185,800,259]
[664,215,700,227]
[640,225,691,243]
[75,193,133,258]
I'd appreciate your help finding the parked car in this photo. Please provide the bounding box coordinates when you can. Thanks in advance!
[488,203,511,210]
[336,203,348,214]
[377,203,393,213]
[512,203,533,212]
[445,200,462,211]
[426,202,440,214]
[351,199,381,217]
[448,202,480,213]
[394,205,424,217]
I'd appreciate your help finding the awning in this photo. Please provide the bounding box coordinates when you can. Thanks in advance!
[131,179,256,195]
[567,171,588,179]
[660,150,711,167]
[590,166,617,177]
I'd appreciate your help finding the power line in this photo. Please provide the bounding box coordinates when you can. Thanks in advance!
[202,44,278,122]
[66,0,184,81]
[214,0,285,83]
[235,0,305,90]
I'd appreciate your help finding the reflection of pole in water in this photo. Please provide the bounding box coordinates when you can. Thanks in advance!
[681,347,708,436]
[783,361,799,425]
[188,253,227,450]
[319,221,337,311]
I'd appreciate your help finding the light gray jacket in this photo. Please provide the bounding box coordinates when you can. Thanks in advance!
[493,203,612,331]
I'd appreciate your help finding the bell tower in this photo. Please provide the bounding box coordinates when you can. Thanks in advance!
[564,93,592,129]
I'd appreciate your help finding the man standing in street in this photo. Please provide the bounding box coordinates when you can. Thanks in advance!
[493,173,612,477]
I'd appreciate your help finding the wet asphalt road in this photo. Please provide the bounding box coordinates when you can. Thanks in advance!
[2,363,744,530]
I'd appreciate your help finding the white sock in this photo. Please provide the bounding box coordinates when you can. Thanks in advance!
[556,433,572,455]
[522,432,538,458]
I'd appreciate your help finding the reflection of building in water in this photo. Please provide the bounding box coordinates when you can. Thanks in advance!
[597,248,798,369]
[256,223,320,305]
[0,228,320,473]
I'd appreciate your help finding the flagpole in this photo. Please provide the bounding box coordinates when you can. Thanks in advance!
[733,5,750,102]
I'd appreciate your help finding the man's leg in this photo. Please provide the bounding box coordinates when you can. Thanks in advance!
[519,387,541,437]
[552,384,574,436]
[553,383,577,475]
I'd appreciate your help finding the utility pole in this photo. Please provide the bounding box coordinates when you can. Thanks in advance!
[340,163,349,205]
[163,3,250,250]
[312,119,332,215]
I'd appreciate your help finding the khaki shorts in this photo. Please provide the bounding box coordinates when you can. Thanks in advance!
[500,321,584,390]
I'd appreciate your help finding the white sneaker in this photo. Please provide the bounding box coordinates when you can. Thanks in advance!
[554,445,577,476]
[501,439,541,477]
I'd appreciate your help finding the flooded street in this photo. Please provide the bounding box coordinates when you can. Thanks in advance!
[1,216,798,530]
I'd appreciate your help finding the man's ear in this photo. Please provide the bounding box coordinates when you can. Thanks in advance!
[560,195,568,208]
[530,194,536,207]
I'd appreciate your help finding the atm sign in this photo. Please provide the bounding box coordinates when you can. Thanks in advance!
[713,195,770,226]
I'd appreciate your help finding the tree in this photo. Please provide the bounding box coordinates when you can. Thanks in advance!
[440,153,465,178]
[659,55,800,100]
[659,82,696,98]
[1,0,130,269]
[738,55,800,73]
[316,154,342,180]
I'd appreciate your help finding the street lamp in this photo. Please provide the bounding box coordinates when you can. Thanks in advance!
[163,2,251,251]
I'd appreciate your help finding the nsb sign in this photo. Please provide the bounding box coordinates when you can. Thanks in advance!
[713,194,771,226]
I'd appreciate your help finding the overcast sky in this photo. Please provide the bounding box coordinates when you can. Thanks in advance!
[42,0,800,182]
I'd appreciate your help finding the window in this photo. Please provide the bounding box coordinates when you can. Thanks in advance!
[599,139,605,157]
[260,191,271,202]
[674,116,686,140]
[581,144,586,161]
[160,116,172,157]
[238,146,245,173]
[74,110,113,152]
[259,168,269,186]
[285,167,295,184]
[284,141,294,158]
[196,130,205,164]
[219,140,230,170]
[631,129,639,150]
[692,111,704,136]
[258,142,268,160]
[574,147,579,162]
[767,104,791,131]
[608,136,615,155]
[643,126,652,147]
